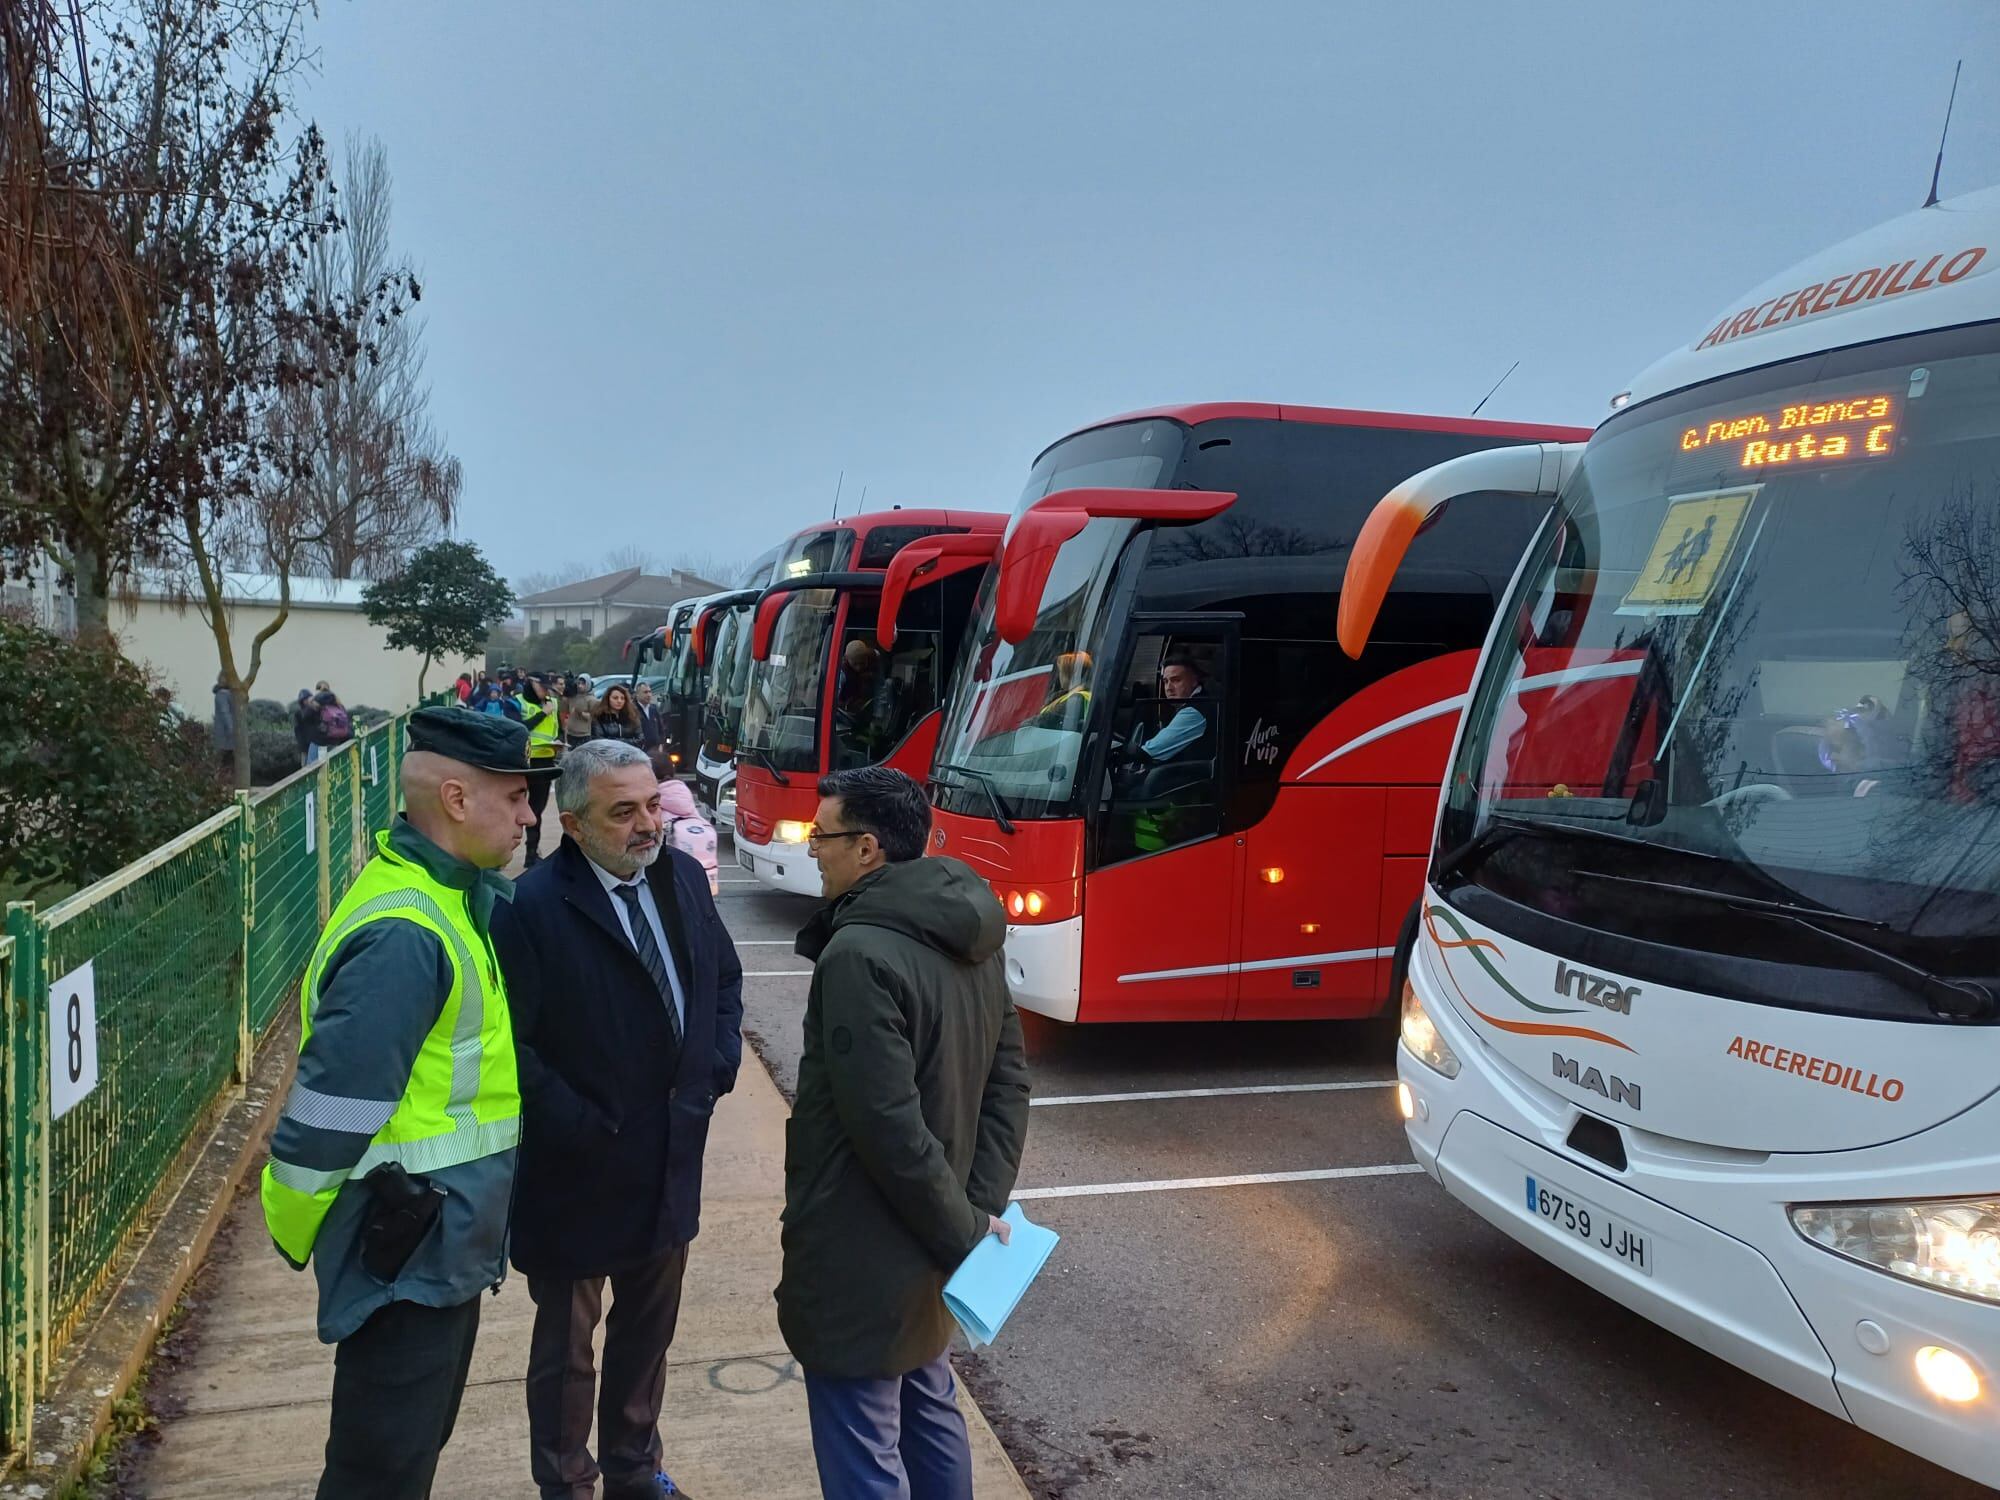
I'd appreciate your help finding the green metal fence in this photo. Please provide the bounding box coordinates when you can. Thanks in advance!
[0,711,416,1459]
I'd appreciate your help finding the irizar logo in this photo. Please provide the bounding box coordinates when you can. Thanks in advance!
[1553,1051,1642,1111]
[1553,959,1639,1015]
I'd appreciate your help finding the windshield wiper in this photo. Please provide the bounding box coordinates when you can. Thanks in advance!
[740,744,790,786]
[1435,809,1727,885]
[1577,871,1995,1022]
[931,762,1016,835]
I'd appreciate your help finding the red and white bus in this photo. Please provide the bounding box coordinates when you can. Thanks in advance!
[926,403,1590,1023]
[733,508,1007,894]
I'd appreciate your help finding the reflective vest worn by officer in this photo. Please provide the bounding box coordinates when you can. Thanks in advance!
[261,818,520,1343]
[516,693,559,762]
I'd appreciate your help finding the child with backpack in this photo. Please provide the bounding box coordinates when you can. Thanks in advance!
[657,776,719,896]
[313,690,352,752]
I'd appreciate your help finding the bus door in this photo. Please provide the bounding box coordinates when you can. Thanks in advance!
[1080,614,1242,1022]
[832,566,988,775]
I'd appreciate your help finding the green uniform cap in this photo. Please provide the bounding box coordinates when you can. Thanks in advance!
[408,705,562,779]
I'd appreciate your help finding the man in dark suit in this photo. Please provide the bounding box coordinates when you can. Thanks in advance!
[492,739,744,1500]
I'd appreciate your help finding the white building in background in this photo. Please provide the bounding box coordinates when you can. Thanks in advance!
[0,552,76,634]
[116,573,484,719]
[515,567,720,641]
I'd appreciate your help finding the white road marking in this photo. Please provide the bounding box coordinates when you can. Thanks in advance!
[741,970,814,978]
[733,938,797,945]
[1031,1080,1395,1107]
[1014,1163,1424,1200]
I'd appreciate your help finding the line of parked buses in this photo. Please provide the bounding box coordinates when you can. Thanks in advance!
[626,188,2000,1487]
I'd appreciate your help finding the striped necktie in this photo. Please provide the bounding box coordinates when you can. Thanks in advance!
[613,882,683,1049]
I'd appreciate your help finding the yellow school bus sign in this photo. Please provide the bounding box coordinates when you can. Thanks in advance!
[1622,488,1757,614]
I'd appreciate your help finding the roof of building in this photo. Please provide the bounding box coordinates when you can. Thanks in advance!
[123,571,372,609]
[517,568,723,609]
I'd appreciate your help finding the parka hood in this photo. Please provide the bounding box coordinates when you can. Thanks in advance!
[796,856,1004,964]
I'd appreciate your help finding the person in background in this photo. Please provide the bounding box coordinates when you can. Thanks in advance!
[316,689,355,754]
[260,709,552,1499]
[292,689,322,769]
[563,676,596,750]
[657,776,719,897]
[455,673,474,704]
[592,683,643,743]
[492,739,743,1500]
[212,674,237,780]
[635,682,667,760]
[780,765,1031,1500]
[515,676,562,869]
[1034,650,1092,730]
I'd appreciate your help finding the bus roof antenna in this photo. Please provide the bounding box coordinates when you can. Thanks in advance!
[1470,360,1520,418]
[831,469,845,521]
[1924,59,1962,208]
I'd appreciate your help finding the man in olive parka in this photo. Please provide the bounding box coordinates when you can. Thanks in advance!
[779,766,1031,1499]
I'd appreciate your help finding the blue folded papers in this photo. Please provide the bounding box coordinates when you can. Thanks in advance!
[943,1204,1059,1348]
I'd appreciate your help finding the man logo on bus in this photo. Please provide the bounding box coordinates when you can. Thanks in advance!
[1553,960,1639,1015]
[1553,1052,1642,1111]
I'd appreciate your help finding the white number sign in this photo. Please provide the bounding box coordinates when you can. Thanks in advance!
[49,960,100,1120]
[304,790,318,854]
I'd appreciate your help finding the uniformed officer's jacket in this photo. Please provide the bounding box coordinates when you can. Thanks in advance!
[260,818,521,1343]
[516,694,559,759]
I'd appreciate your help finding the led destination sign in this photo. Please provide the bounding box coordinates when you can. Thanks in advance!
[1680,394,1899,470]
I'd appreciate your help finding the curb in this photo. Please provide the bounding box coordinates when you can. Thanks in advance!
[0,1020,296,1500]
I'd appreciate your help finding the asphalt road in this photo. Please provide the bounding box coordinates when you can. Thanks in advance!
[714,859,1991,1500]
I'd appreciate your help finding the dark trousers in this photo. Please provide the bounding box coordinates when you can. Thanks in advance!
[525,772,553,866]
[318,1296,481,1500]
[804,1354,973,1500]
[526,1244,689,1500]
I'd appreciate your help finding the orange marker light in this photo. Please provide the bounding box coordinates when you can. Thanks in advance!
[1300,922,1322,935]
[1025,891,1045,917]
[1260,867,1285,885]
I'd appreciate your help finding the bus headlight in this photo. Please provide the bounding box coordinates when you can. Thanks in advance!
[775,819,811,846]
[1400,982,1459,1079]
[1790,1199,2000,1304]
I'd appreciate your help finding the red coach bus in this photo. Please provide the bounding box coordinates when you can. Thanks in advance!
[926,403,1591,1023]
[733,508,1007,894]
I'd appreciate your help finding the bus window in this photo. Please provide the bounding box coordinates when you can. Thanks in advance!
[1099,624,1235,865]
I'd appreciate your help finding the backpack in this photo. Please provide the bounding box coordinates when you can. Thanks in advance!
[319,703,352,741]
[658,779,719,895]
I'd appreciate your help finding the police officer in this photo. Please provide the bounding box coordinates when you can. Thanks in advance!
[514,676,562,868]
[261,708,560,1499]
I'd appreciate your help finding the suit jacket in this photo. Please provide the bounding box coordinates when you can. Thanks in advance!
[492,836,744,1279]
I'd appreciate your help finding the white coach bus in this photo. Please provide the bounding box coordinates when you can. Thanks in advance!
[1339,186,2000,1485]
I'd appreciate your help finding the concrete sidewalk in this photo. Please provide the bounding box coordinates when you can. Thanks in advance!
[128,1052,1031,1497]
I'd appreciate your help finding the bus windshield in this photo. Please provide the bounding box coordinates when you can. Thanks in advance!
[740,589,838,773]
[701,604,756,760]
[664,605,703,700]
[1443,321,2000,1000]
[931,420,1183,818]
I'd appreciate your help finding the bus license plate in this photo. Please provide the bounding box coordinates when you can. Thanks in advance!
[738,847,753,873]
[1526,1175,1651,1277]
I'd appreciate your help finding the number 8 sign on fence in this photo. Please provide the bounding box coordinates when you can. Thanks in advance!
[48,960,100,1120]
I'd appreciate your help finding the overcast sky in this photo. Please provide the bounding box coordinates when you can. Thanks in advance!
[297,1,2000,587]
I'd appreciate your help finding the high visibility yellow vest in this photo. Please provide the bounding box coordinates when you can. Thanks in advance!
[259,832,521,1265]
[518,696,560,759]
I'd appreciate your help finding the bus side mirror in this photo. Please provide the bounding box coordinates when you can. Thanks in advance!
[878,532,1000,649]
[994,487,1237,645]
[1337,442,1586,659]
